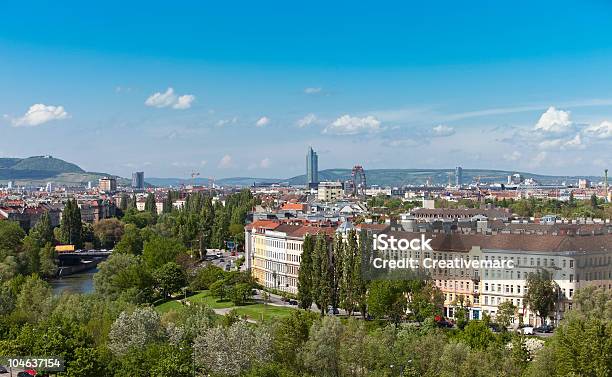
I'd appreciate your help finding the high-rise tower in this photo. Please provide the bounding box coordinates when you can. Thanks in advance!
[455,166,463,187]
[306,147,319,189]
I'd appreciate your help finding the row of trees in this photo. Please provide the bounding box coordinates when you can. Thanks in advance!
[297,230,444,322]
[1,271,609,376]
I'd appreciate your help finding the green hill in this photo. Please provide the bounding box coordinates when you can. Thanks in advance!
[0,155,117,186]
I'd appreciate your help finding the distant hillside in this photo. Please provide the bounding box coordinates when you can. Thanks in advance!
[149,168,603,188]
[0,156,118,186]
[287,168,602,186]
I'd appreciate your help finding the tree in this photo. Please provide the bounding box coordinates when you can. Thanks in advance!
[92,218,124,249]
[299,316,343,376]
[312,235,333,315]
[142,235,185,270]
[0,221,25,258]
[331,233,344,311]
[273,310,318,368]
[38,242,58,277]
[15,274,53,323]
[194,321,272,376]
[297,234,314,310]
[93,253,152,301]
[30,211,55,246]
[524,268,556,324]
[108,307,166,356]
[59,199,83,248]
[114,224,143,255]
[460,320,495,350]
[339,230,358,315]
[154,262,187,298]
[367,280,406,323]
[189,264,226,291]
[144,192,157,216]
[496,301,516,329]
[65,347,109,377]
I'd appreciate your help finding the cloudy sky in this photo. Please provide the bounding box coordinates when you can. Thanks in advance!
[1,1,611,178]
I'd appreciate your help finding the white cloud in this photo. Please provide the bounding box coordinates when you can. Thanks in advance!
[431,124,455,137]
[216,117,238,127]
[145,87,195,110]
[12,104,69,127]
[218,154,234,168]
[259,158,271,168]
[538,138,564,150]
[324,114,381,135]
[529,151,548,168]
[255,116,270,127]
[200,160,208,166]
[534,106,572,133]
[297,113,317,128]
[538,134,584,150]
[564,133,584,149]
[173,94,195,109]
[387,138,421,148]
[503,151,522,161]
[584,121,612,139]
[304,87,322,94]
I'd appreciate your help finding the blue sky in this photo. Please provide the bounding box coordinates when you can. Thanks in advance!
[1,1,611,178]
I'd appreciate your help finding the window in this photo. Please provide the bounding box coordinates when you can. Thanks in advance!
[570,260,574,268]
[569,274,574,283]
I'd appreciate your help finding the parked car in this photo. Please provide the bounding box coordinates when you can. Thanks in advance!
[327,306,339,315]
[0,366,8,374]
[534,324,554,333]
[288,299,298,305]
[517,325,534,335]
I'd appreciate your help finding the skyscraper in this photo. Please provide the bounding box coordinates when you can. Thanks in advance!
[455,166,463,187]
[306,147,319,188]
[132,172,145,190]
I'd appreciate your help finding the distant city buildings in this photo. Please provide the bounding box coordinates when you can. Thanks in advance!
[132,171,145,190]
[98,176,117,193]
[306,147,319,189]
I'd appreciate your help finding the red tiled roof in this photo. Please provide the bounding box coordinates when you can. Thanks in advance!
[281,203,306,211]
[244,220,280,231]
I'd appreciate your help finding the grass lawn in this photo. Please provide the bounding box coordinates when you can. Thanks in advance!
[233,304,295,321]
[187,290,237,309]
[156,299,183,313]
[155,290,297,321]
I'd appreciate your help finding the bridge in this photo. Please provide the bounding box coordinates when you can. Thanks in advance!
[56,250,112,276]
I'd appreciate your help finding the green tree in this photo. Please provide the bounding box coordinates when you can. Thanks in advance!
[297,234,314,310]
[524,268,556,324]
[299,316,343,376]
[30,211,55,246]
[38,242,58,277]
[367,280,407,323]
[312,235,333,315]
[460,320,495,350]
[113,224,143,255]
[92,218,124,249]
[144,192,157,216]
[142,235,185,270]
[59,199,83,248]
[496,301,516,329]
[154,262,187,298]
[65,347,109,377]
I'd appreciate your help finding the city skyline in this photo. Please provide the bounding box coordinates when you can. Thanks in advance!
[1,1,612,178]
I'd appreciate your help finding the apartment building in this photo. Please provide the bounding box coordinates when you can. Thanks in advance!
[317,181,344,202]
[382,230,611,326]
[244,220,336,294]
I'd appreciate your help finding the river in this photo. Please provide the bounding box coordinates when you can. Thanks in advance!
[50,268,98,295]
